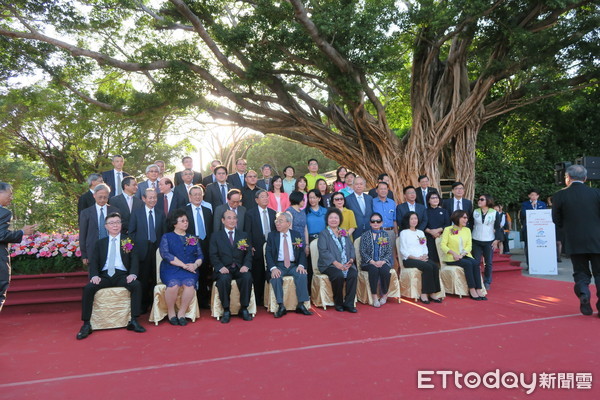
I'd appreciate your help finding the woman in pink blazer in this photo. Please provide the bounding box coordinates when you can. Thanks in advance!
[267,175,290,212]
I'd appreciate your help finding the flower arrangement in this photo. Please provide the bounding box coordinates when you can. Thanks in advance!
[339,229,348,237]
[186,236,198,246]
[376,236,389,246]
[237,239,249,251]
[293,238,303,248]
[9,232,83,275]
[121,238,134,253]
[451,228,459,235]
[417,236,426,245]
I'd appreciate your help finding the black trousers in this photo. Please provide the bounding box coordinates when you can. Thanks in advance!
[570,253,600,300]
[0,261,10,311]
[138,242,157,311]
[251,247,266,305]
[361,263,391,295]
[81,270,142,321]
[215,267,253,309]
[446,257,482,289]
[323,266,357,308]
[403,258,441,294]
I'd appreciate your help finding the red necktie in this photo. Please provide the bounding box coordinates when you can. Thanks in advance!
[283,233,290,268]
[164,195,169,214]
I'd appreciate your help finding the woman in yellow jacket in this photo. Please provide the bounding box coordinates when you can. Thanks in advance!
[440,210,487,300]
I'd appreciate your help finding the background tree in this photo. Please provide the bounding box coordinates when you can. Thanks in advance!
[0,0,598,200]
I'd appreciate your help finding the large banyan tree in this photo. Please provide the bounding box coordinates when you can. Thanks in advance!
[1,0,598,198]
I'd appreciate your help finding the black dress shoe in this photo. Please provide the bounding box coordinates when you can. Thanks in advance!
[419,298,430,304]
[479,296,488,301]
[579,295,593,315]
[127,319,146,333]
[169,316,179,326]
[334,305,344,312]
[343,306,358,313]
[431,297,443,303]
[274,305,287,318]
[469,294,481,301]
[221,310,231,323]
[295,304,313,315]
[240,308,253,321]
[178,317,188,326]
[76,324,92,340]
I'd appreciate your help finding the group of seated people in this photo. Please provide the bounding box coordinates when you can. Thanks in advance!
[76,155,498,340]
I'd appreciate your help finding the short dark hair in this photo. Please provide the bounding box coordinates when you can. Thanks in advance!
[400,211,418,230]
[181,156,193,163]
[370,212,383,222]
[527,188,540,195]
[121,176,136,190]
[325,207,343,226]
[426,191,441,208]
[307,158,318,165]
[306,189,323,212]
[283,165,295,176]
[214,165,228,175]
[289,191,305,206]
[403,185,416,194]
[451,182,464,189]
[376,181,389,189]
[330,191,346,207]
[345,172,356,179]
[166,209,188,232]
[418,175,428,182]
[105,212,122,222]
[0,182,11,193]
[450,210,468,225]
[112,154,124,161]
[377,173,388,181]
[227,188,242,200]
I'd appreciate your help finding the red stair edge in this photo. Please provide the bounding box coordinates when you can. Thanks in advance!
[4,295,82,306]
[9,282,85,292]
[11,271,88,280]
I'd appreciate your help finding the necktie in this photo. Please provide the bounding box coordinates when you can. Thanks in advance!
[283,233,290,268]
[262,209,270,240]
[98,207,107,239]
[148,210,156,242]
[358,196,365,214]
[422,189,427,204]
[221,185,227,204]
[456,200,462,210]
[228,230,234,246]
[116,172,122,195]
[107,237,117,277]
[196,207,206,240]
[151,181,155,190]
[164,194,169,214]
[265,179,270,191]
[532,202,537,209]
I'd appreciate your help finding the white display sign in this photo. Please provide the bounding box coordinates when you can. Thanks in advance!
[526,209,558,275]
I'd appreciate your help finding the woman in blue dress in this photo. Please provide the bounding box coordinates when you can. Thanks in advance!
[424,192,451,263]
[159,209,203,326]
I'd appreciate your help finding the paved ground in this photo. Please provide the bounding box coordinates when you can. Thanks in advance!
[508,247,574,283]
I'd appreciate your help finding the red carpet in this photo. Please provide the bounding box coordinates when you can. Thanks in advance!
[0,273,597,399]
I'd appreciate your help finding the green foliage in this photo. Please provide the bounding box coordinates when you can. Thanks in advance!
[11,255,84,275]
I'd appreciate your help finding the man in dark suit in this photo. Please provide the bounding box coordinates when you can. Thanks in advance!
[0,182,36,311]
[128,188,166,312]
[209,210,254,323]
[256,164,273,191]
[77,173,104,221]
[174,169,195,206]
[415,175,439,206]
[367,173,395,200]
[227,158,247,190]
[520,188,547,265]
[244,189,276,305]
[204,165,231,210]
[156,177,185,216]
[101,155,130,199]
[345,176,374,239]
[242,170,260,211]
[396,186,428,231]
[183,185,213,308]
[443,182,473,226]
[108,176,143,234]
[213,189,246,232]
[174,156,202,187]
[552,165,600,317]
[76,212,146,339]
[265,212,313,318]
[135,164,160,199]
[79,184,120,266]
[202,159,222,187]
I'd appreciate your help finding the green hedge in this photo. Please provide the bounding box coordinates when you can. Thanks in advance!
[12,256,85,275]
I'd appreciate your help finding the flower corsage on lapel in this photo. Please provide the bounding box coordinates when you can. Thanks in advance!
[451,228,459,235]
[121,238,134,253]
[293,238,303,249]
[186,236,199,246]
[237,239,249,251]
[417,236,426,245]
[376,236,389,246]
[339,229,348,237]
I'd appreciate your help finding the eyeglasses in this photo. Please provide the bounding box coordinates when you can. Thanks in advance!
[370,219,382,223]
[106,221,122,225]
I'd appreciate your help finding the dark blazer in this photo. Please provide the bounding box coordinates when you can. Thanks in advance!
[317,229,356,273]
[552,182,600,254]
[345,193,374,238]
[128,206,166,260]
[520,199,547,226]
[213,204,246,232]
[156,191,186,216]
[415,187,439,206]
[79,204,120,260]
[256,178,270,191]
[0,207,23,271]
[174,170,202,187]
[227,173,246,190]
[173,184,193,207]
[88,235,139,278]
[101,170,131,198]
[396,202,429,231]
[209,229,253,271]
[265,229,307,269]
[135,180,159,199]
[77,190,95,221]
[443,197,473,217]
[204,182,232,210]
[359,230,393,267]
[245,206,277,253]
[202,174,217,187]
[108,194,144,234]
[183,203,213,259]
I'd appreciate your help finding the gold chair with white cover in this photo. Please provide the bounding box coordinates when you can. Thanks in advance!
[210,281,257,320]
[309,239,356,309]
[262,243,311,313]
[90,287,131,330]
[436,237,486,298]
[395,237,445,302]
[354,237,401,305]
[149,249,200,325]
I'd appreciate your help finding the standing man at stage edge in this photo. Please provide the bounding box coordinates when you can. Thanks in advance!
[552,165,600,317]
